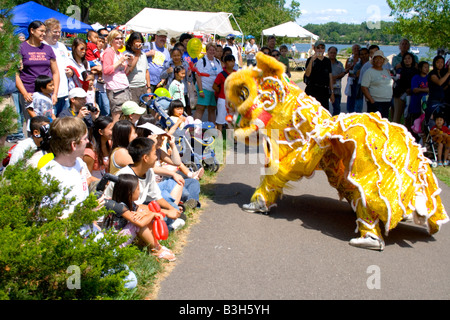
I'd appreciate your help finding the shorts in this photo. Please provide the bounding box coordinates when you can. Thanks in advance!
[216,98,228,124]
[196,85,217,107]
[106,88,132,114]
[119,222,140,248]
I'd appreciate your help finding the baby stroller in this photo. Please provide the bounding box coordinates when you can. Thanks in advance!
[140,93,220,172]
[421,102,449,167]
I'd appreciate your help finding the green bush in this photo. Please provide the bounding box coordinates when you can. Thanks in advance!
[0,159,140,300]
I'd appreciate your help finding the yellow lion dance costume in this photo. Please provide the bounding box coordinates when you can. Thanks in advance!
[225,52,448,250]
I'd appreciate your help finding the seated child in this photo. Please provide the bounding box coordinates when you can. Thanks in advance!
[430,114,450,166]
[106,173,176,261]
[167,99,202,137]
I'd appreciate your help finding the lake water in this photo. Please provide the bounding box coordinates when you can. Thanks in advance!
[292,43,434,61]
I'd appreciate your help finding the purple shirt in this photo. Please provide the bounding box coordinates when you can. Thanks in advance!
[19,41,56,93]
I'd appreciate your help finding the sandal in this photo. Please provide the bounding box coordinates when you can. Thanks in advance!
[152,246,176,262]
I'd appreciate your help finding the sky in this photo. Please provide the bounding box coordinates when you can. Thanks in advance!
[286,0,395,26]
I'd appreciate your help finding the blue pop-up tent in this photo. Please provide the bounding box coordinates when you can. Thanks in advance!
[10,1,93,37]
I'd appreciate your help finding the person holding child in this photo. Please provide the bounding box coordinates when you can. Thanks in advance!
[85,30,104,83]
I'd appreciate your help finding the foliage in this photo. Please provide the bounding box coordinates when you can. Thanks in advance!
[0,159,140,300]
[0,105,18,139]
[8,0,300,44]
[303,21,403,45]
[387,0,450,49]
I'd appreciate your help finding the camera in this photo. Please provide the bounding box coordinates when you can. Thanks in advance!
[85,103,98,113]
[94,173,128,216]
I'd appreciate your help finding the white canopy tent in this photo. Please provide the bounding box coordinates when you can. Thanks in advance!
[125,8,242,39]
[261,21,319,46]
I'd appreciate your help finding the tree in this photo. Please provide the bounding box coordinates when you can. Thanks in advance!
[387,0,450,49]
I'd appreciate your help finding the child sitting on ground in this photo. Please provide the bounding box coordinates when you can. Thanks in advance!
[106,173,176,261]
[430,114,450,166]
[26,75,56,122]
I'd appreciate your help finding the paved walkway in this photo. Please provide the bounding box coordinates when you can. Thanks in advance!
[157,84,450,299]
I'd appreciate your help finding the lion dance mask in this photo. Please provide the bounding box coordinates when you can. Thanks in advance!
[224,52,448,250]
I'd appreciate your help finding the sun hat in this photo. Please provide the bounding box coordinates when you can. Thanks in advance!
[121,101,146,115]
[68,87,87,99]
[156,30,168,37]
[372,50,387,63]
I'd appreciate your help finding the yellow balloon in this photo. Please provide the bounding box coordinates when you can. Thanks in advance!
[154,87,171,98]
[118,45,126,53]
[197,43,206,59]
[187,38,202,59]
[37,153,54,170]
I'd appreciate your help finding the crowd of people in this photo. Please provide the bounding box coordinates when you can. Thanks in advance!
[1,16,450,270]
[304,38,449,166]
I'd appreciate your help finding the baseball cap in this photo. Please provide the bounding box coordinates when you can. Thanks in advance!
[156,30,168,37]
[137,122,167,135]
[121,101,146,115]
[68,87,87,99]
[314,40,326,48]
[226,34,235,39]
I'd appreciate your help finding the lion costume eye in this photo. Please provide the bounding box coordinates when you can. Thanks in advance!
[239,86,249,102]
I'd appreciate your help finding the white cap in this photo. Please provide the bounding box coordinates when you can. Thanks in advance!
[68,87,87,99]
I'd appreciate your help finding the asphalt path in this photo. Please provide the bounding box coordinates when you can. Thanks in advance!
[157,81,450,300]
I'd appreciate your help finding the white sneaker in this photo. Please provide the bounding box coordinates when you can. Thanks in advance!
[242,201,269,214]
[349,236,384,251]
[171,218,186,230]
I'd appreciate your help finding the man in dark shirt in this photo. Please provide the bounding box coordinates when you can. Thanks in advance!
[304,40,335,110]
[58,87,99,129]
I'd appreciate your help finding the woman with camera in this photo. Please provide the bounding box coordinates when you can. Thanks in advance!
[102,30,132,124]
[125,32,151,105]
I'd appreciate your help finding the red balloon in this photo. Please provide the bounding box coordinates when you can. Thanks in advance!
[152,216,169,240]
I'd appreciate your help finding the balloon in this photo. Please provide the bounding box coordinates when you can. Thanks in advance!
[187,38,202,59]
[118,45,126,53]
[149,201,168,240]
[188,61,209,77]
[197,43,206,59]
[154,87,171,98]
[37,153,54,169]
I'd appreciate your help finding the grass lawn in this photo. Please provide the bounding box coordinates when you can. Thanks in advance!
[432,165,450,187]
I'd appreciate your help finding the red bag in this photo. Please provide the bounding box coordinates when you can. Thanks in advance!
[149,201,168,240]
